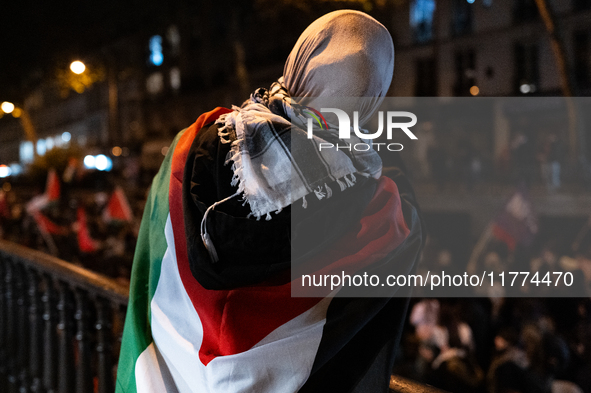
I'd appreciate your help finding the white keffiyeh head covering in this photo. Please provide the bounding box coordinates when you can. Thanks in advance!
[212,10,394,221]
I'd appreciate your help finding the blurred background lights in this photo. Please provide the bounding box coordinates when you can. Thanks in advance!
[36,139,47,156]
[470,85,480,96]
[520,83,536,94]
[62,132,71,142]
[95,154,108,170]
[105,157,113,171]
[170,67,181,90]
[149,35,164,66]
[9,163,22,176]
[19,142,34,163]
[410,0,436,44]
[151,52,163,67]
[94,155,113,171]
[467,0,475,3]
[84,155,95,169]
[1,102,15,114]
[112,146,122,156]
[0,165,12,178]
[11,108,22,118]
[146,72,164,94]
[70,60,86,74]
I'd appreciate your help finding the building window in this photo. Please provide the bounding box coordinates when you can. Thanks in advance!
[415,58,438,96]
[514,0,539,23]
[149,35,164,66]
[170,67,182,91]
[574,31,591,88]
[146,72,164,95]
[167,25,181,57]
[514,43,539,94]
[453,49,476,96]
[410,0,436,44]
[451,0,473,37]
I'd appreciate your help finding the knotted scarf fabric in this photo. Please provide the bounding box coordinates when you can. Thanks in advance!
[215,10,394,219]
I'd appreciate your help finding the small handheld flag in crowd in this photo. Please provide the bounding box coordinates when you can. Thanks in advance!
[103,186,133,223]
[467,187,538,274]
[491,189,538,251]
[0,191,9,219]
[572,215,591,253]
[45,168,61,203]
[25,169,64,255]
[76,207,100,253]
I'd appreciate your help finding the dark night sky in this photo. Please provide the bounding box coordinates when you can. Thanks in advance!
[0,1,373,102]
[0,0,175,101]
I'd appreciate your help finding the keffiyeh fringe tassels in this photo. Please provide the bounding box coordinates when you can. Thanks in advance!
[213,82,379,220]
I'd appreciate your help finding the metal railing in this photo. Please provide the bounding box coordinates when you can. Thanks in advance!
[389,375,448,393]
[0,239,128,393]
[0,239,445,393]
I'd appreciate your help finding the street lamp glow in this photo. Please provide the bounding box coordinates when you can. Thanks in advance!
[70,61,86,75]
[1,102,15,114]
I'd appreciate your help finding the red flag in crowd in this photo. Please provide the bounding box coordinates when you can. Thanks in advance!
[0,191,9,219]
[32,212,68,236]
[76,207,100,253]
[103,187,133,223]
[26,168,61,216]
[45,168,61,203]
[491,189,538,251]
[21,168,64,255]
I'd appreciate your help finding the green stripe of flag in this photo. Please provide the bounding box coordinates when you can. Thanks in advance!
[116,129,186,393]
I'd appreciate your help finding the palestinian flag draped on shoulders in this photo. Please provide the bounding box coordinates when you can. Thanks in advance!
[116,107,423,393]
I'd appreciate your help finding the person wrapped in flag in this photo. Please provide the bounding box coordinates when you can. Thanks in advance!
[116,10,424,393]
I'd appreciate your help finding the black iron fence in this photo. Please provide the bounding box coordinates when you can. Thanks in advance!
[0,239,445,393]
[0,239,128,393]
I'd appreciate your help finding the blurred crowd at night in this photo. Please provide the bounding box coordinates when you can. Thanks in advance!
[0,163,144,284]
[395,296,591,392]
